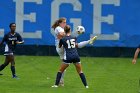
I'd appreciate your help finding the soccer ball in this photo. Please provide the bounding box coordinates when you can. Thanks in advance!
[76,26,85,34]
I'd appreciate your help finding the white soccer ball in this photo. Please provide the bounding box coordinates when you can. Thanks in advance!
[76,26,85,34]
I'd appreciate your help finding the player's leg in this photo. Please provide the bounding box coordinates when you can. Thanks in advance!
[74,63,88,88]
[77,36,97,48]
[52,63,69,87]
[56,46,65,86]
[0,56,10,71]
[10,55,18,78]
[78,41,90,48]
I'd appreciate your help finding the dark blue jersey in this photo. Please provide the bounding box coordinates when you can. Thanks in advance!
[0,32,23,54]
[59,35,80,63]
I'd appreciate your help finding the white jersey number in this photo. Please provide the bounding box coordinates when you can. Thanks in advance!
[66,39,76,49]
[12,41,15,45]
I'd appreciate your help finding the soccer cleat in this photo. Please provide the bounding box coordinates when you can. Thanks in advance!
[85,86,89,88]
[51,85,58,88]
[59,80,64,86]
[89,36,97,45]
[12,75,19,79]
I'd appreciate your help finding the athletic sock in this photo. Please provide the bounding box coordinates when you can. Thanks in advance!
[55,72,62,85]
[60,70,65,83]
[79,73,88,86]
[0,64,6,71]
[78,41,90,48]
[11,66,16,77]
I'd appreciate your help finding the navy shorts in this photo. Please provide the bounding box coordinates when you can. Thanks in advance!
[63,58,80,64]
[4,51,14,56]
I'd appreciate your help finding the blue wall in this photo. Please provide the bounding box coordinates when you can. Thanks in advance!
[0,0,140,47]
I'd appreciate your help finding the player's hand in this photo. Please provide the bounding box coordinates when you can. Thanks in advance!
[16,41,24,44]
[132,59,136,64]
[57,32,65,39]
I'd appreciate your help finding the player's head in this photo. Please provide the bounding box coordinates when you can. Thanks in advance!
[64,25,71,34]
[9,23,16,32]
[52,17,66,29]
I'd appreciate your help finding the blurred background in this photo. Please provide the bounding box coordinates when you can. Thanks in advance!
[0,0,140,57]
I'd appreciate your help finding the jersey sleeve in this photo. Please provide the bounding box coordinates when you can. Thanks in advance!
[17,33,23,42]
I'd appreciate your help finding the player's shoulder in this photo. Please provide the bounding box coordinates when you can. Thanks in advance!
[55,26,62,29]
[60,36,68,41]
[55,26,64,31]
[15,32,19,35]
[15,32,21,36]
[70,35,76,39]
[4,32,10,37]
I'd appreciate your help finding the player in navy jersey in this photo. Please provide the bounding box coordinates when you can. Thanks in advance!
[52,25,88,88]
[51,17,97,86]
[0,23,24,78]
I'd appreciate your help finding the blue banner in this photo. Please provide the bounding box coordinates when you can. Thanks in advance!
[0,0,140,47]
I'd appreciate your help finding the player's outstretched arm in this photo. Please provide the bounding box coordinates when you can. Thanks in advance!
[132,48,140,64]
[16,40,24,44]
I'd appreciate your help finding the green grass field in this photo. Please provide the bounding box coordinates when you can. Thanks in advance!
[0,56,140,93]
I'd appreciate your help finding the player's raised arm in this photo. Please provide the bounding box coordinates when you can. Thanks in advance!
[132,48,140,64]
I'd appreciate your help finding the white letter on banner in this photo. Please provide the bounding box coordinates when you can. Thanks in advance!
[13,0,42,38]
[51,0,82,33]
[91,0,120,40]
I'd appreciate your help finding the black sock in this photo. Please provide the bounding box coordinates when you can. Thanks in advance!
[0,64,6,71]
[11,66,16,77]
[79,73,88,86]
[55,72,62,85]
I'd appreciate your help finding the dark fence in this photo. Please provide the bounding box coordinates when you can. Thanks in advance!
[0,45,137,57]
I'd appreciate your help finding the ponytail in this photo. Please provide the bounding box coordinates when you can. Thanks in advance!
[51,20,59,30]
[51,17,66,30]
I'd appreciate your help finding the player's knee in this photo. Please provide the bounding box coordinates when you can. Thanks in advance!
[59,69,65,73]
[78,71,83,74]
[11,61,15,66]
[58,71,63,73]
[3,63,9,66]
[59,67,67,73]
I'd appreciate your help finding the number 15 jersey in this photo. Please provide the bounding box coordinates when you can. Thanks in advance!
[59,35,80,61]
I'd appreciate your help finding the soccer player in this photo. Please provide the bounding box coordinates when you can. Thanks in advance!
[132,45,140,64]
[51,17,97,86]
[51,17,66,86]
[0,23,24,78]
[52,25,89,88]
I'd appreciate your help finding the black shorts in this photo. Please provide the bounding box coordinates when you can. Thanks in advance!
[63,58,80,64]
[4,51,14,56]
